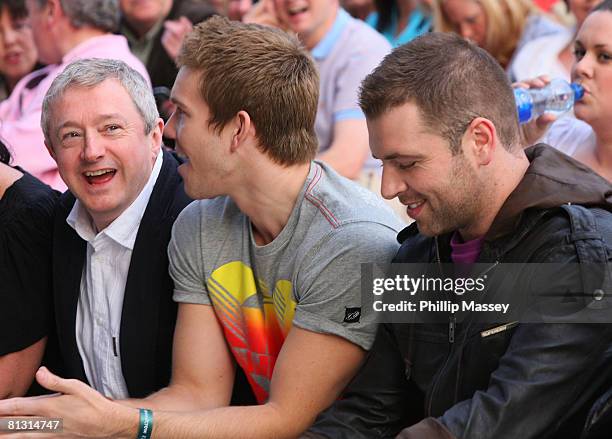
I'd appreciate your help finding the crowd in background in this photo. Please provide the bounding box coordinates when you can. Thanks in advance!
[1,0,612,437]
[0,0,609,204]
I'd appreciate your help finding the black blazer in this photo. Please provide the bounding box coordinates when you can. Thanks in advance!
[51,151,191,398]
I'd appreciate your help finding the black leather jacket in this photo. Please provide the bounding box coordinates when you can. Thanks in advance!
[308,146,612,439]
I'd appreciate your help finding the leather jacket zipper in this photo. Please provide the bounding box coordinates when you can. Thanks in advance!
[427,236,454,416]
[426,237,500,415]
[449,314,456,343]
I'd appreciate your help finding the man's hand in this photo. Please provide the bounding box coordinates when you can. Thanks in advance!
[0,367,138,438]
[162,16,194,62]
[513,75,558,148]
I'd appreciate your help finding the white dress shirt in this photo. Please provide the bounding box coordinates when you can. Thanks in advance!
[67,152,163,399]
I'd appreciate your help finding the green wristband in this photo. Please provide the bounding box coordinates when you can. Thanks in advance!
[137,408,153,439]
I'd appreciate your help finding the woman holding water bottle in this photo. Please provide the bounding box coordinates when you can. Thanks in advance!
[519,0,612,182]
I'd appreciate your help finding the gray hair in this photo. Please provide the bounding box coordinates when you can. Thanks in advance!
[42,58,159,144]
[36,0,120,32]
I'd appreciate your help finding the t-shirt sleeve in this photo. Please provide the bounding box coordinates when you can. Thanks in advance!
[332,40,390,123]
[169,201,211,305]
[292,222,400,351]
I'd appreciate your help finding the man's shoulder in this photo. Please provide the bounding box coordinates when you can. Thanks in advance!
[173,195,239,237]
[504,203,612,263]
[303,162,404,233]
[71,34,150,84]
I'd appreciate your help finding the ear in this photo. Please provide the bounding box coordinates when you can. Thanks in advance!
[463,117,496,166]
[44,139,57,161]
[230,110,253,153]
[150,117,164,157]
[46,0,61,23]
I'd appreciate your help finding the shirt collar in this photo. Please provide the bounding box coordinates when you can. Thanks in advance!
[311,8,351,60]
[66,151,164,250]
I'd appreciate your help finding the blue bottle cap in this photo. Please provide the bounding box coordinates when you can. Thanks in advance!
[571,83,584,101]
[514,88,532,123]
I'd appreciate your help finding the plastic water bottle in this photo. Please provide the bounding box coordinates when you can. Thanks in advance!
[514,79,584,124]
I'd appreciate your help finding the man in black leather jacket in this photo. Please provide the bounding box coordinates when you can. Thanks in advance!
[307,32,612,439]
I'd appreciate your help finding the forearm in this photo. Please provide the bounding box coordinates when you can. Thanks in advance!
[120,383,227,412]
[148,403,307,439]
[0,338,46,398]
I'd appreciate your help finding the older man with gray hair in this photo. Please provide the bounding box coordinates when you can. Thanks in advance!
[36,57,253,404]
[39,57,193,400]
[0,0,149,191]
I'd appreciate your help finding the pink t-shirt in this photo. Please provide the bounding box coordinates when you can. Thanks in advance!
[0,34,150,191]
[450,232,485,264]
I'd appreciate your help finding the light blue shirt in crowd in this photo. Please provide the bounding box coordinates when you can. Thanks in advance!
[366,7,431,48]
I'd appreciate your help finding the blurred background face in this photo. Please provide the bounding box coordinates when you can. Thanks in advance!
[120,0,172,31]
[227,0,252,20]
[569,0,602,28]
[0,5,37,90]
[274,0,338,48]
[25,0,58,64]
[442,0,487,47]
[571,10,612,129]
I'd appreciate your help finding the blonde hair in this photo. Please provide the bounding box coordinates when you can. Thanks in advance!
[433,0,538,67]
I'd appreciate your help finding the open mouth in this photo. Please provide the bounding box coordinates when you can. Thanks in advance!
[407,200,425,209]
[174,145,189,162]
[83,168,116,185]
[288,5,308,16]
[405,199,426,218]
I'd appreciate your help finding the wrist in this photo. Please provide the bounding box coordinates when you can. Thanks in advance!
[115,406,141,439]
[136,408,154,439]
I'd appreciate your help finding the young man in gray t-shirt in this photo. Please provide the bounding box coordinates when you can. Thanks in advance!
[0,17,405,438]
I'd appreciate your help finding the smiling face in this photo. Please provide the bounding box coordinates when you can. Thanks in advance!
[571,10,612,132]
[368,102,485,237]
[46,79,163,230]
[164,66,234,200]
[441,0,487,47]
[0,6,37,90]
[274,0,338,49]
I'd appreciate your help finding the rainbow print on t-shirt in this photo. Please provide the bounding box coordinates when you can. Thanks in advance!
[207,261,296,403]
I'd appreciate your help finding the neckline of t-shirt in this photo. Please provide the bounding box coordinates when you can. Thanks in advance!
[248,162,318,256]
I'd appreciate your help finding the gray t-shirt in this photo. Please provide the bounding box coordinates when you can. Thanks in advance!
[169,161,403,402]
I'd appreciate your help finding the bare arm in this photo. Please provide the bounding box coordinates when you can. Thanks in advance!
[122,303,235,411]
[0,328,364,438]
[143,326,365,438]
[0,337,46,399]
[317,119,370,180]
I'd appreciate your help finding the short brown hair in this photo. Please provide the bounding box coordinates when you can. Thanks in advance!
[359,32,520,153]
[177,16,319,165]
